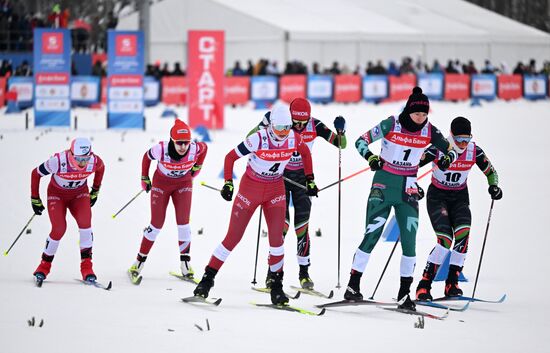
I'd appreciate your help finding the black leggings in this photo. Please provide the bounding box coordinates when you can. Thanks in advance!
[283,169,312,262]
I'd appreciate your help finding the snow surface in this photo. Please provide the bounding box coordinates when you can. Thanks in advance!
[0,99,548,353]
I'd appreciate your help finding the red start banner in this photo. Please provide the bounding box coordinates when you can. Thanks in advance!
[187,30,224,129]
[279,75,306,103]
[0,77,5,107]
[444,74,470,100]
[334,75,361,102]
[162,76,187,105]
[387,74,416,101]
[497,74,522,100]
[224,76,249,105]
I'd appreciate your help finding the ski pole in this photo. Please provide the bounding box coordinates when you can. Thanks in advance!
[112,190,144,219]
[4,214,36,256]
[283,177,306,190]
[336,133,342,288]
[251,206,263,285]
[200,181,221,192]
[369,236,400,300]
[471,199,495,299]
[319,167,370,192]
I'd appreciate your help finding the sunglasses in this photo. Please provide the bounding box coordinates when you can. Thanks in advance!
[292,119,308,128]
[453,135,472,143]
[172,139,191,146]
[74,155,91,163]
[273,124,291,132]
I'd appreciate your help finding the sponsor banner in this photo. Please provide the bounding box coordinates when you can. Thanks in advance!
[162,76,187,105]
[417,73,444,100]
[107,30,145,128]
[497,74,522,100]
[307,75,333,103]
[471,74,497,100]
[143,76,160,106]
[224,76,249,105]
[8,77,34,107]
[250,76,278,102]
[187,30,225,129]
[33,28,71,126]
[362,75,388,101]
[279,75,306,103]
[334,75,361,103]
[387,74,416,101]
[523,75,548,99]
[0,77,5,107]
[71,76,100,105]
[101,77,107,104]
[444,74,470,101]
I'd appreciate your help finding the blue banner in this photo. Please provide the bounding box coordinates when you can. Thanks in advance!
[71,76,100,106]
[143,76,160,106]
[362,75,388,102]
[250,76,278,108]
[523,75,548,100]
[417,73,444,100]
[107,30,145,128]
[33,28,71,126]
[471,74,497,100]
[8,77,34,109]
[307,75,333,103]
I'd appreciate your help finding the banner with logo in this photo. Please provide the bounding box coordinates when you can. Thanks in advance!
[162,76,187,105]
[7,77,34,108]
[107,30,144,128]
[387,74,416,101]
[444,74,470,101]
[471,74,497,100]
[523,75,547,100]
[71,76,100,106]
[417,73,444,100]
[307,75,333,103]
[334,75,361,103]
[224,76,249,105]
[188,30,224,129]
[362,75,388,102]
[279,75,306,103]
[33,28,71,126]
[143,76,160,106]
[250,76,278,107]
[497,74,522,100]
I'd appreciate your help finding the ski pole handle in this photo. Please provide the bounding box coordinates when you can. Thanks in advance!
[112,190,144,219]
[4,214,36,256]
[200,181,221,192]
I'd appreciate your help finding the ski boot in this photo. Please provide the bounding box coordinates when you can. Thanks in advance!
[416,261,438,301]
[80,258,96,282]
[397,276,416,311]
[344,271,363,301]
[33,255,53,280]
[265,269,275,289]
[445,264,464,297]
[269,271,289,305]
[180,254,195,279]
[193,266,217,298]
[299,265,314,290]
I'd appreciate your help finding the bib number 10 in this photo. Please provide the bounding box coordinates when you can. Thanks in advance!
[444,172,461,182]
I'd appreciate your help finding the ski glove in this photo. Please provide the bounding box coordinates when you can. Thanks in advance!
[416,183,425,201]
[488,185,503,200]
[437,150,458,171]
[141,176,152,193]
[221,180,234,201]
[190,164,202,177]
[31,197,45,216]
[305,174,319,197]
[90,187,100,207]
[367,154,385,171]
[333,116,346,134]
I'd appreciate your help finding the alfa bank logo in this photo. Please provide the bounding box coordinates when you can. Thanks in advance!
[42,33,63,54]
[116,35,137,56]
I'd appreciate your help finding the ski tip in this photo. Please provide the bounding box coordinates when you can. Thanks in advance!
[105,281,113,290]
[499,294,507,303]
[327,290,334,299]
[293,291,301,299]
[318,308,327,316]
[213,298,222,306]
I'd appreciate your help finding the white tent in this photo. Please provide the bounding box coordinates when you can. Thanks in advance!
[118,0,550,71]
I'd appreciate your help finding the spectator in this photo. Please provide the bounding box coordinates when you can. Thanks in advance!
[161,63,171,77]
[526,59,537,74]
[481,59,495,74]
[60,8,69,28]
[541,61,550,75]
[92,60,104,77]
[245,60,254,76]
[328,61,341,75]
[372,60,387,75]
[512,62,525,75]
[312,62,321,75]
[387,61,399,76]
[431,60,443,73]
[399,57,415,74]
[266,61,279,76]
[48,4,61,28]
[445,59,459,73]
[365,61,374,75]
[14,59,31,76]
[463,60,478,75]
[172,62,185,76]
